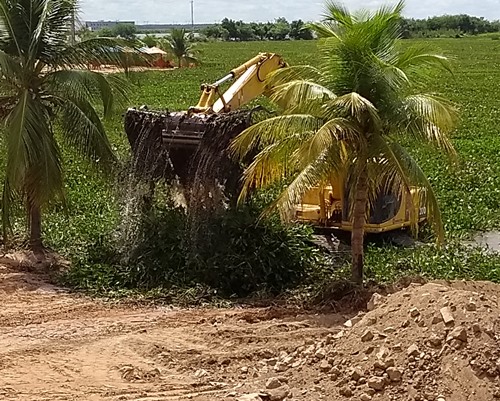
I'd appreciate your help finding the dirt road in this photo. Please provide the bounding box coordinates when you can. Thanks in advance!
[0,256,346,401]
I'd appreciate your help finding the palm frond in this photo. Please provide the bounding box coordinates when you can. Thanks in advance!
[326,92,382,131]
[269,80,336,116]
[50,94,116,167]
[323,1,354,26]
[401,94,457,153]
[3,90,64,223]
[268,152,336,221]
[396,46,452,74]
[230,114,322,159]
[237,131,310,202]
[53,37,140,69]
[44,69,129,117]
[291,117,358,169]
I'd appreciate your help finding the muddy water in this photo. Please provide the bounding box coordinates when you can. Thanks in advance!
[464,231,500,252]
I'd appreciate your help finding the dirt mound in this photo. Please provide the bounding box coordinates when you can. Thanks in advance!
[236,282,500,401]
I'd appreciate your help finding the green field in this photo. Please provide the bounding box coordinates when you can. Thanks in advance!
[39,38,500,294]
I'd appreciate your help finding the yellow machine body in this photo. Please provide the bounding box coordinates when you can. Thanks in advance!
[294,181,427,233]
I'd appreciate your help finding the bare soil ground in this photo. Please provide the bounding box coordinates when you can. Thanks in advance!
[1,254,499,401]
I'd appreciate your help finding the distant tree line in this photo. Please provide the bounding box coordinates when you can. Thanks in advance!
[201,18,314,41]
[200,15,500,42]
[402,15,500,38]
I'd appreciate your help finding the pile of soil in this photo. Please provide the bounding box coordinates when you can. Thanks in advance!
[234,282,500,401]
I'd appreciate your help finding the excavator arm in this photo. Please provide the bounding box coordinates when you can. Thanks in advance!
[189,53,286,114]
[125,53,287,153]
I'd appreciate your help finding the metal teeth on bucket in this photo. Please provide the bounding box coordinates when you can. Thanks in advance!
[124,108,214,152]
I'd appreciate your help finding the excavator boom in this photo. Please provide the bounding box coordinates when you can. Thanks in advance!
[191,53,286,114]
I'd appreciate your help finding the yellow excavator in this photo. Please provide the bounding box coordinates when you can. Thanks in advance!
[124,53,427,235]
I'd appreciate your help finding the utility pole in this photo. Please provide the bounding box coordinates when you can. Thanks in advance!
[190,0,194,32]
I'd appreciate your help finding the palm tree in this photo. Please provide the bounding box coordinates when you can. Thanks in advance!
[161,29,199,68]
[231,1,457,284]
[0,0,129,249]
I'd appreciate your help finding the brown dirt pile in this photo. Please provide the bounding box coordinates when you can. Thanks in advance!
[236,281,500,401]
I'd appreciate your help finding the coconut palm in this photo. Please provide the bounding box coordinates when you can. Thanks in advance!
[161,29,199,68]
[0,0,129,249]
[231,1,457,284]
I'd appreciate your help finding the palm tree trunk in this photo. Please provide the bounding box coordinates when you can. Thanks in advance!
[351,171,368,284]
[27,196,42,250]
[178,57,182,68]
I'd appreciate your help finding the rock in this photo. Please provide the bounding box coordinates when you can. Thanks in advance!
[484,325,495,337]
[446,326,467,343]
[344,320,353,328]
[241,366,249,373]
[274,362,288,372]
[361,330,374,342]
[315,349,326,359]
[267,358,278,366]
[410,308,420,317]
[436,396,446,401]
[360,394,373,401]
[384,326,396,333]
[472,323,481,333]
[339,386,354,397]
[350,367,363,381]
[367,376,385,391]
[401,319,411,328]
[367,316,378,325]
[428,333,443,347]
[331,366,342,376]
[385,358,395,368]
[376,346,390,360]
[386,367,403,382]
[367,293,384,311]
[465,301,477,311]
[392,343,402,352]
[440,307,454,325]
[333,330,345,339]
[431,314,443,324]
[365,346,375,355]
[227,391,238,397]
[266,377,282,390]
[194,369,209,378]
[319,360,332,373]
[266,385,291,401]
[237,394,263,401]
[407,344,420,357]
[373,360,386,370]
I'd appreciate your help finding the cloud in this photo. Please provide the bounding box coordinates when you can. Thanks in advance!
[80,0,500,24]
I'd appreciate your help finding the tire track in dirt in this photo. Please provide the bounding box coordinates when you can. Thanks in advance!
[0,259,342,401]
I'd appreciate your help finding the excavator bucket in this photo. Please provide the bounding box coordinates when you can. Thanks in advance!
[124,53,285,184]
[124,107,252,187]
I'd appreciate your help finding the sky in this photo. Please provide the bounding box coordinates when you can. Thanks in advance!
[80,0,500,24]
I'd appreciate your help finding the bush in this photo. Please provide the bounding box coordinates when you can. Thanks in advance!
[62,193,324,298]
